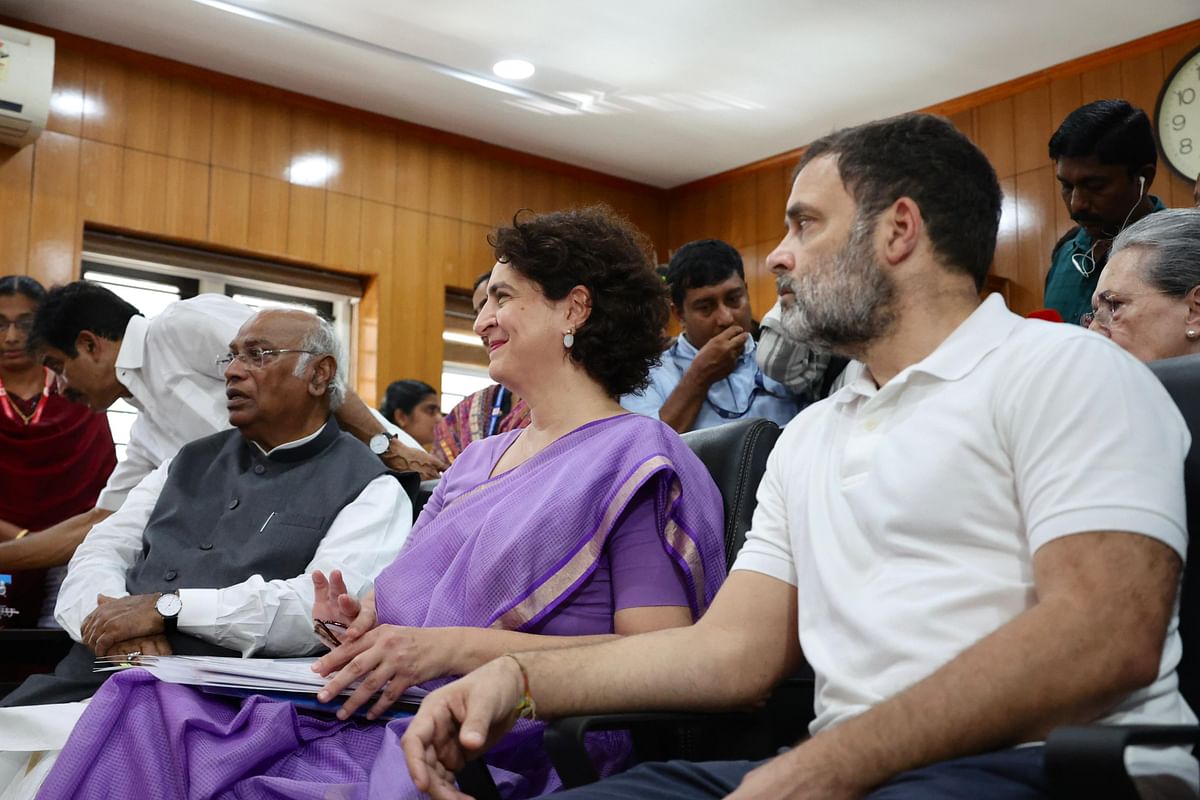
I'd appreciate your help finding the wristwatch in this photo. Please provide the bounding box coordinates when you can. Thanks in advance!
[155,590,182,634]
[368,431,397,455]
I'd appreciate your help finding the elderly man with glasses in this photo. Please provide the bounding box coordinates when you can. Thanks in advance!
[0,282,439,581]
[2,308,413,711]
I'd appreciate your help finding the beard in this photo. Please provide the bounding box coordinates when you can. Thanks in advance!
[777,218,897,356]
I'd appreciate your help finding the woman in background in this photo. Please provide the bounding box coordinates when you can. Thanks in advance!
[380,379,443,450]
[1085,208,1200,362]
[432,271,532,464]
[0,276,116,627]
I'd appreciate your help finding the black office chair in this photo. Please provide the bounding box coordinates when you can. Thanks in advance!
[542,417,788,788]
[1045,354,1200,798]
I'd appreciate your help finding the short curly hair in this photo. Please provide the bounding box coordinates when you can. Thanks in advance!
[489,205,667,398]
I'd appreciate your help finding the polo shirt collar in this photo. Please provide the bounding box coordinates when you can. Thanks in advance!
[835,293,1019,404]
[114,314,149,372]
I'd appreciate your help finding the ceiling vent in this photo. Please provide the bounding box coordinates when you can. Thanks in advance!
[0,24,54,149]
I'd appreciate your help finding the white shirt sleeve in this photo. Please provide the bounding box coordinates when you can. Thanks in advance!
[999,333,1189,558]
[175,474,414,657]
[94,415,159,511]
[730,434,798,585]
[55,459,173,641]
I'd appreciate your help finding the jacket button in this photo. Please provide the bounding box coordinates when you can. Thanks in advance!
[199,543,213,551]
[164,569,178,581]
[228,497,239,509]
[253,464,266,475]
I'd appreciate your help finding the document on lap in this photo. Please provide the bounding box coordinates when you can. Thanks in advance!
[91,654,426,717]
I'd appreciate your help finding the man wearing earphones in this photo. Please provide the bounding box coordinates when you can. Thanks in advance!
[1044,99,1164,326]
[620,239,805,433]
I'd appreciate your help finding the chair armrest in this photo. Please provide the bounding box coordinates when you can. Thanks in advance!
[544,710,760,787]
[456,759,501,800]
[1045,724,1200,800]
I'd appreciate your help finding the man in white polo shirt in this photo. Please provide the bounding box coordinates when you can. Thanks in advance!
[401,113,1195,799]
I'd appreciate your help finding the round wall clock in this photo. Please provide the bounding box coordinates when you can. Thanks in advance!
[1156,44,1200,182]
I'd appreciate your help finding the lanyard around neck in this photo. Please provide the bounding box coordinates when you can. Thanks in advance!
[0,368,52,425]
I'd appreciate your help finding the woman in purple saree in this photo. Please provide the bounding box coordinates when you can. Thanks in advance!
[38,207,726,800]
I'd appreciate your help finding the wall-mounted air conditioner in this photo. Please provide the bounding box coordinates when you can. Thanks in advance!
[0,24,54,149]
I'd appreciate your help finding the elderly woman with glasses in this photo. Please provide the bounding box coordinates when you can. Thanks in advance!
[1084,208,1200,362]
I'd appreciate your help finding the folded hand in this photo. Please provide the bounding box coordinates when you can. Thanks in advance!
[81,594,163,655]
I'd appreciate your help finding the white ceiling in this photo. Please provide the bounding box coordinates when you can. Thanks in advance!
[3,0,1198,188]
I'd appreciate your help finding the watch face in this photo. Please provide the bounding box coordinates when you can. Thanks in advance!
[156,592,183,617]
[369,433,389,454]
[1156,45,1200,182]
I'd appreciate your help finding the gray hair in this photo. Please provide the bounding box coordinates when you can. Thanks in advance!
[293,315,347,411]
[1111,208,1200,297]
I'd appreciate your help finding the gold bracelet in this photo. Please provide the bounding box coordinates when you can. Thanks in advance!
[13,528,29,540]
[501,653,537,721]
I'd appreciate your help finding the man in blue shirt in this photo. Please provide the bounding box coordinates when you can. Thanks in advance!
[621,239,803,432]
[1044,100,1164,325]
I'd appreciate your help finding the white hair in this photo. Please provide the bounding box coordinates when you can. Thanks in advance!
[293,315,347,410]
[1111,208,1200,298]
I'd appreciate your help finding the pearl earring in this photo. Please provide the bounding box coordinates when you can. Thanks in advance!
[1188,329,1199,340]
[563,329,575,349]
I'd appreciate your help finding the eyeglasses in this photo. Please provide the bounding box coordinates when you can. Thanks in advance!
[215,348,320,370]
[1080,290,1173,328]
[313,619,347,649]
[0,316,34,334]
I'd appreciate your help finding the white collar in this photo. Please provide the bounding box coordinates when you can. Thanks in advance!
[836,294,1018,404]
[252,422,327,456]
[114,315,150,372]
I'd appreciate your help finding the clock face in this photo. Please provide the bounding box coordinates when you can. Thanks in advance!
[1157,45,1200,182]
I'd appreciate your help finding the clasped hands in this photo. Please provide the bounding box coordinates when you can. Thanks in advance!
[81,593,172,658]
[309,569,454,721]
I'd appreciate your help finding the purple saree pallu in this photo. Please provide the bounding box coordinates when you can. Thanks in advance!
[38,414,725,800]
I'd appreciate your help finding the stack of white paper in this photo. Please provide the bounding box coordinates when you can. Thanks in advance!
[94,655,427,704]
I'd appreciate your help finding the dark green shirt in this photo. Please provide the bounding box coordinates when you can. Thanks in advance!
[1043,196,1166,326]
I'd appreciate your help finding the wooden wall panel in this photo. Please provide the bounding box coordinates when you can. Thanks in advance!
[249,101,292,180]
[246,175,288,255]
[0,146,34,276]
[81,59,127,146]
[163,157,209,241]
[975,98,1016,179]
[208,166,250,248]
[327,123,364,197]
[286,184,326,262]
[1013,84,1051,174]
[210,93,253,172]
[166,79,213,163]
[360,127,397,205]
[119,149,167,232]
[395,138,430,211]
[28,133,81,287]
[1080,61,1123,103]
[46,49,85,138]
[78,139,123,226]
[123,71,172,154]
[324,192,362,272]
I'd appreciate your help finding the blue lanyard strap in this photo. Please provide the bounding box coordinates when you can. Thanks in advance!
[486,386,507,438]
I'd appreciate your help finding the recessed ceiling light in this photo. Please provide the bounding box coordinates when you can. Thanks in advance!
[492,60,535,80]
